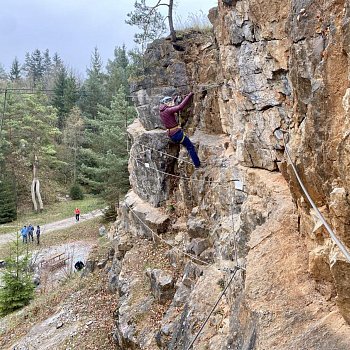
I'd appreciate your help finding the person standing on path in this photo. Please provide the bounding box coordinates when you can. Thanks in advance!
[36,225,41,245]
[159,92,201,168]
[28,224,34,242]
[20,225,28,244]
[75,208,80,222]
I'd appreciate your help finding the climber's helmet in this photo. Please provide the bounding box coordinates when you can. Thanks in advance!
[160,96,173,105]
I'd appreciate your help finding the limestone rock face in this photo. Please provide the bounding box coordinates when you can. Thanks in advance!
[331,257,350,324]
[146,268,175,304]
[130,40,190,131]
[119,191,170,240]
[108,1,350,349]
[128,119,178,207]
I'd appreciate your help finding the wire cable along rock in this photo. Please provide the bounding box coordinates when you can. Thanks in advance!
[186,266,240,350]
[279,131,350,263]
[129,151,244,188]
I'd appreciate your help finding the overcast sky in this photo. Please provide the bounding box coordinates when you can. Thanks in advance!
[0,0,217,76]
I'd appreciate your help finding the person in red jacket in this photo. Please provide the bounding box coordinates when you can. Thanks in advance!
[159,92,201,168]
[74,208,80,222]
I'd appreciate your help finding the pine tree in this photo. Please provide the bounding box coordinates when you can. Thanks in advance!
[53,66,68,130]
[31,49,44,86]
[0,234,34,316]
[100,88,135,199]
[23,52,32,80]
[0,63,7,81]
[80,88,135,196]
[42,49,53,88]
[43,49,52,74]
[128,47,146,79]
[9,58,21,82]
[0,174,17,224]
[53,68,79,131]
[79,47,106,120]
[64,73,79,117]
[126,0,176,50]
[2,93,60,209]
[23,49,45,87]
[106,45,130,102]
[62,106,85,182]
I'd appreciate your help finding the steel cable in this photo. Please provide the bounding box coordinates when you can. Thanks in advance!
[124,202,210,266]
[186,266,240,350]
[283,134,350,263]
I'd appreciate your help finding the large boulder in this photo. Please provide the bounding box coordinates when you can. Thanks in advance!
[146,268,175,304]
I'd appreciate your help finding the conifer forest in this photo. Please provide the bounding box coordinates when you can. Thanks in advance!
[0,47,137,223]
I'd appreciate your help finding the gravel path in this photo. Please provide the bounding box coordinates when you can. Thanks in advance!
[0,209,103,247]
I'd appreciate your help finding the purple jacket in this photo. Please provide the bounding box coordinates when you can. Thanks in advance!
[159,92,194,136]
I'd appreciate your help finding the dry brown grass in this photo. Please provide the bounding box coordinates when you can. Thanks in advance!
[0,272,87,348]
[1,270,119,350]
[0,217,116,349]
[58,272,118,350]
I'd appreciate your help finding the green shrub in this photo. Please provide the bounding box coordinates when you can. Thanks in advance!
[69,183,84,200]
[0,235,35,316]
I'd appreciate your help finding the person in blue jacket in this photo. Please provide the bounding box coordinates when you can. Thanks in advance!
[20,225,28,244]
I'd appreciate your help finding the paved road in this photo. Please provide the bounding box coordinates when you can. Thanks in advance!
[0,209,103,247]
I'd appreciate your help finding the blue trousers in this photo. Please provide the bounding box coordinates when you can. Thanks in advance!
[170,130,200,168]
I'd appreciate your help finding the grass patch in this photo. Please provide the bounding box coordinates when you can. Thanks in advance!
[0,218,102,259]
[174,10,213,32]
[0,195,106,235]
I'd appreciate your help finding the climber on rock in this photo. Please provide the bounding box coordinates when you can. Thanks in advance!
[159,92,201,168]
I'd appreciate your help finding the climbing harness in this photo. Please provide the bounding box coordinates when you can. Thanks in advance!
[179,131,186,144]
[166,125,180,133]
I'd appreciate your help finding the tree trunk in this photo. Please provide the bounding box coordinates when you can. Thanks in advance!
[31,154,44,212]
[31,178,38,212]
[168,0,176,42]
[73,146,77,182]
[35,179,44,211]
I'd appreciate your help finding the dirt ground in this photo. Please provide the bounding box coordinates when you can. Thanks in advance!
[0,209,103,247]
[0,211,117,350]
[33,240,95,293]
[2,270,118,350]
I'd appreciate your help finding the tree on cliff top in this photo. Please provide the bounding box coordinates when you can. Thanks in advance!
[126,0,176,50]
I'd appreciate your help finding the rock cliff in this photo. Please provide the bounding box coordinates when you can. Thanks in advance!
[109,0,350,349]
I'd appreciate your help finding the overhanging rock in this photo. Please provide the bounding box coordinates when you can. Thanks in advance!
[119,190,170,240]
